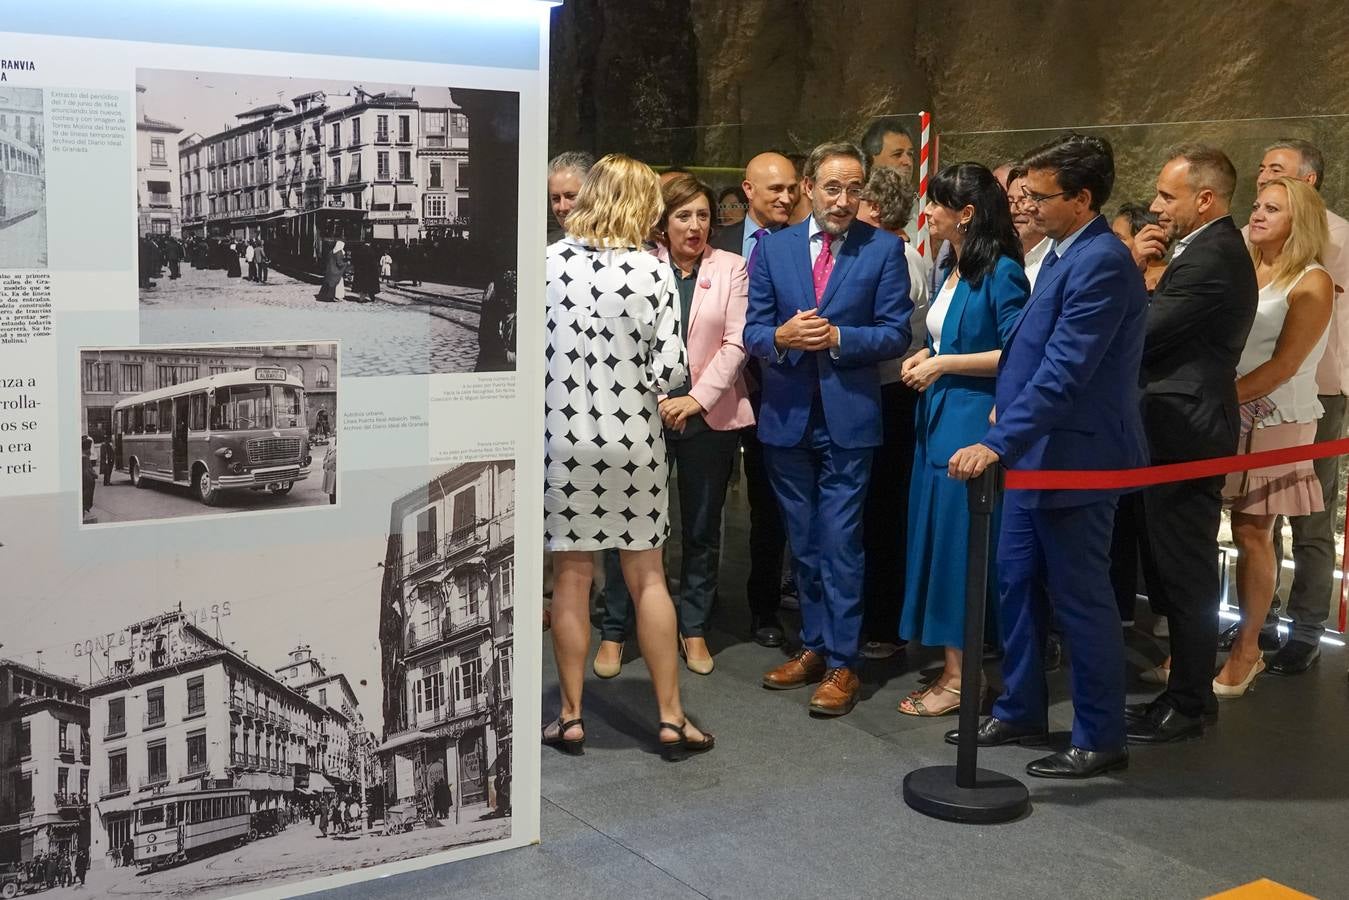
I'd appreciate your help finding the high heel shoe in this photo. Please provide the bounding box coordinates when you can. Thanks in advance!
[658,719,715,762]
[679,636,714,675]
[1213,655,1265,699]
[592,642,623,679]
[541,717,585,755]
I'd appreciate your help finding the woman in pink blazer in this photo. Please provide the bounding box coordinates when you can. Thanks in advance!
[652,174,754,673]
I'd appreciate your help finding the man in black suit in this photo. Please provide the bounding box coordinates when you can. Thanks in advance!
[712,151,798,647]
[1123,144,1259,743]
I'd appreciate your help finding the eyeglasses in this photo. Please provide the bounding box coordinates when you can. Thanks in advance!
[1019,188,1075,207]
[818,183,866,199]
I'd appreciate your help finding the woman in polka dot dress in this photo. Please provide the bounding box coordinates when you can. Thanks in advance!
[541,153,715,762]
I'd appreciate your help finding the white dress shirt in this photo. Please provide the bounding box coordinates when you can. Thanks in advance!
[1022,236,1052,290]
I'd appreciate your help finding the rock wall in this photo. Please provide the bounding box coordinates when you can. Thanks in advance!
[549,0,1349,212]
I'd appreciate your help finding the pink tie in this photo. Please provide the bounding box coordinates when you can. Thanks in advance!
[812,232,834,305]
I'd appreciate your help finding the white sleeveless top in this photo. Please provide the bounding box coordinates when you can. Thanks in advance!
[1236,263,1330,426]
[927,277,957,354]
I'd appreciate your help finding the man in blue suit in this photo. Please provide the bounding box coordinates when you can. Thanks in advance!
[947,133,1148,777]
[744,141,912,716]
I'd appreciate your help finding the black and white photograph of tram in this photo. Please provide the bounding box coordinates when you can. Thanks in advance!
[134,69,520,378]
[0,86,47,269]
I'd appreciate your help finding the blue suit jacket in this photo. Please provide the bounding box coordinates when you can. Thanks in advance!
[743,219,912,449]
[982,216,1149,508]
[920,255,1029,466]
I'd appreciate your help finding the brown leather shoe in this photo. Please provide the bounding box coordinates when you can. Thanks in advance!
[762,648,826,690]
[809,668,861,716]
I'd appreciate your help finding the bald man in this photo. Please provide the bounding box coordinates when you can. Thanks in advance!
[713,152,799,648]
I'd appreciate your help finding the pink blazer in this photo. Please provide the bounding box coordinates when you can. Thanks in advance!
[654,244,755,430]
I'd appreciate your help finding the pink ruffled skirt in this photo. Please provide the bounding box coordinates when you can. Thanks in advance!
[1224,420,1323,516]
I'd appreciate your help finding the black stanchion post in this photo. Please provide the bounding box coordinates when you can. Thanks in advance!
[902,466,1030,824]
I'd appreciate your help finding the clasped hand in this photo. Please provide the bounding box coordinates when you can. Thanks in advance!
[1131,223,1168,270]
[901,348,944,392]
[659,395,703,432]
[774,308,838,352]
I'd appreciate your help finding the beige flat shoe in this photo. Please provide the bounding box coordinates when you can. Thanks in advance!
[1139,664,1171,685]
[592,641,623,679]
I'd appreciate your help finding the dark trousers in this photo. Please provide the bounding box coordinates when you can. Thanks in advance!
[741,423,787,620]
[765,401,873,670]
[599,424,740,640]
[1137,474,1225,718]
[168,258,180,278]
[1278,393,1346,643]
[994,494,1125,751]
[259,263,269,283]
[1109,493,1144,622]
[861,380,917,642]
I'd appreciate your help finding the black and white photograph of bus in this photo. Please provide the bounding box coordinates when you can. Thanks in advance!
[132,787,253,870]
[0,86,47,268]
[78,343,339,526]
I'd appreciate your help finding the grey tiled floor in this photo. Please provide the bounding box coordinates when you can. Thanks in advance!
[317,486,1347,899]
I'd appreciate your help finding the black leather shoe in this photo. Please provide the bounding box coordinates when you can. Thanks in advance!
[1126,703,1203,744]
[1217,621,1282,652]
[1267,639,1320,675]
[1127,697,1217,726]
[944,717,1048,747]
[751,616,785,648]
[1026,746,1128,779]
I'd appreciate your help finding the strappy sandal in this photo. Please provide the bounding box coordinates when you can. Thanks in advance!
[658,720,715,762]
[898,684,962,717]
[541,717,585,755]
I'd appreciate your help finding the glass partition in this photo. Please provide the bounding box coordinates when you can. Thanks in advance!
[937,115,1349,238]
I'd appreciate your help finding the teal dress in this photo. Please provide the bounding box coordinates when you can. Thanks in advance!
[900,255,1029,648]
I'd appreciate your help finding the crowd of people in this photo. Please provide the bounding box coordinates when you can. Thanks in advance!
[538,124,1346,779]
[15,846,89,891]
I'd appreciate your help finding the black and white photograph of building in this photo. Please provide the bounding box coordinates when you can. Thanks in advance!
[134,70,520,378]
[1,459,517,898]
[0,85,47,268]
[78,342,339,526]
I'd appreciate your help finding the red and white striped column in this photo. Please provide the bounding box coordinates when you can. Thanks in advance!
[916,110,931,259]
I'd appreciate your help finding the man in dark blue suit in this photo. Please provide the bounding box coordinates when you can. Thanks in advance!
[744,141,912,716]
[947,133,1148,777]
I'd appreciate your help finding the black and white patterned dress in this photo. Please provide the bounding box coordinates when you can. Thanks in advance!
[544,237,687,551]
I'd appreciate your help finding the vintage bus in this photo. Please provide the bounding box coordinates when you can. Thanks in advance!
[132,787,252,869]
[0,132,43,224]
[113,367,312,505]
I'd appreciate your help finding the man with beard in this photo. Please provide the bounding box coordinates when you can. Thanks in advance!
[712,151,800,648]
[1121,145,1258,743]
[744,141,911,715]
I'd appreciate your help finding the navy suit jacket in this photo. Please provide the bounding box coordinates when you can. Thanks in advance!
[920,255,1029,467]
[743,219,912,450]
[982,215,1149,508]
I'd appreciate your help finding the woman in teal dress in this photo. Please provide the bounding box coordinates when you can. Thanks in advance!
[898,162,1030,716]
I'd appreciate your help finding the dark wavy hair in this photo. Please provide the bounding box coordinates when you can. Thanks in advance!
[928,162,1024,285]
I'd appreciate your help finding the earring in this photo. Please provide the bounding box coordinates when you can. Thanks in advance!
[957,221,969,234]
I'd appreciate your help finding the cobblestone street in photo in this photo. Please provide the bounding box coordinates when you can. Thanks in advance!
[138,266,484,377]
[31,808,508,899]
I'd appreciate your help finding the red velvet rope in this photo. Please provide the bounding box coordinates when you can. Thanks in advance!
[1003,437,1349,631]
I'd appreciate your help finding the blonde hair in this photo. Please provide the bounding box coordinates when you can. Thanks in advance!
[564,153,663,249]
[1250,176,1330,288]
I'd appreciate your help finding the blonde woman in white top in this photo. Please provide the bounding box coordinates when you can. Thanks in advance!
[1218,176,1333,698]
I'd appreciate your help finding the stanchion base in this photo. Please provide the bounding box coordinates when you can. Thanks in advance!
[903,765,1030,824]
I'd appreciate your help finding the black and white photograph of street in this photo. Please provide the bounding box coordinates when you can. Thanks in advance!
[78,343,339,526]
[0,86,47,269]
[1,460,516,898]
[134,70,520,378]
